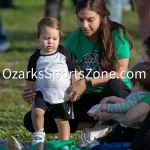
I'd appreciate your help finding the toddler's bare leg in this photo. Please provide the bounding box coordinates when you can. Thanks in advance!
[31,108,45,145]
[32,108,45,131]
[55,119,70,140]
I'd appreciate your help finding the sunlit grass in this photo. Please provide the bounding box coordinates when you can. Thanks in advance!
[0,0,141,142]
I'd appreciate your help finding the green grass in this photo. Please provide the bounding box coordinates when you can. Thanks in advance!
[0,0,141,142]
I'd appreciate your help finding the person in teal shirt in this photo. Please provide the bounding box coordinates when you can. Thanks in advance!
[21,0,132,147]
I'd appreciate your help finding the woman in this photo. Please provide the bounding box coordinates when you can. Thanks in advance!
[22,0,132,145]
[93,99,150,144]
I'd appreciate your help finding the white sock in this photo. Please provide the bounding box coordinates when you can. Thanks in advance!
[32,131,45,145]
[36,128,44,132]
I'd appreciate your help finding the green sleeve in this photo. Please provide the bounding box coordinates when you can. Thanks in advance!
[113,28,130,60]
[141,93,150,104]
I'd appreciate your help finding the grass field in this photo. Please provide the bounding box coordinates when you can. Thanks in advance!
[0,0,141,142]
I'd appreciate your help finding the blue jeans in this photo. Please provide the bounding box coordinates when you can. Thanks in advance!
[106,0,129,23]
[0,18,7,43]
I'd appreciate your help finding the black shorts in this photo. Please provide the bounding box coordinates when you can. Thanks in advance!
[32,92,74,120]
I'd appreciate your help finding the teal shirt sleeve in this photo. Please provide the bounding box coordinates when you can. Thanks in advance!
[107,95,139,114]
[113,28,130,60]
[107,92,148,113]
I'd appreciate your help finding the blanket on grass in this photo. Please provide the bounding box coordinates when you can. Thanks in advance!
[0,138,90,150]
[0,138,130,150]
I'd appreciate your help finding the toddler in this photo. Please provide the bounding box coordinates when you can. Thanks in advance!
[26,17,80,145]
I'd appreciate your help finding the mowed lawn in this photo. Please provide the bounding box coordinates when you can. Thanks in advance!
[0,0,141,142]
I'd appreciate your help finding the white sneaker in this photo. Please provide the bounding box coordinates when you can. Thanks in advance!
[32,131,45,145]
[77,124,108,148]
[6,136,24,150]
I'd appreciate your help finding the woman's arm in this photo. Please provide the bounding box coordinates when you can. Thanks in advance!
[118,102,150,126]
[26,81,35,90]
[100,96,125,104]
[94,102,150,126]
[91,58,129,87]
[69,72,81,102]
[71,72,80,84]
[66,58,129,102]
[102,95,139,113]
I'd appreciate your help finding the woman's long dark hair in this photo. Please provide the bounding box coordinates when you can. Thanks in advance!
[76,0,132,72]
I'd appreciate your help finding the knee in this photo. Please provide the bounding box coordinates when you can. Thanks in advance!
[107,78,123,88]
[108,78,130,98]
[55,119,69,127]
[32,108,44,119]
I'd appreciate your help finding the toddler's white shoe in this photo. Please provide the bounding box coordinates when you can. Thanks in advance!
[32,131,45,145]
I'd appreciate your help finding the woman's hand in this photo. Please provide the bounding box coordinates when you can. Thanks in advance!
[100,104,107,112]
[100,96,125,104]
[93,110,112,124]
[21,88,36,104]
[66,79,86,102]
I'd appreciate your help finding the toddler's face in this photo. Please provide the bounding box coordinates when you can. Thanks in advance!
[142,45,150,62]
[38,26,59,54]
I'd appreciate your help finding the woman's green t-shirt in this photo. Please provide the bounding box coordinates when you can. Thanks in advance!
[141,93,150,104]
[64,28,131,93]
